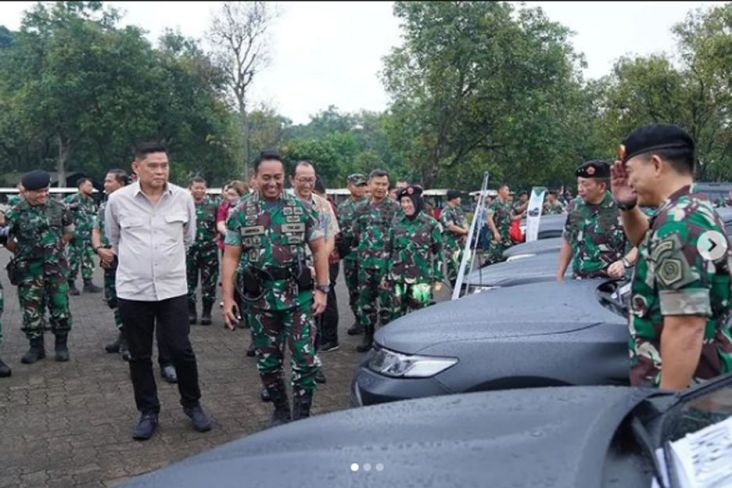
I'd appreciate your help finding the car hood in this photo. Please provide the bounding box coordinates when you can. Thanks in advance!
[465,251,562,288]
[503,237,562,258]
[122,386,654,488]
[378,279,618,354]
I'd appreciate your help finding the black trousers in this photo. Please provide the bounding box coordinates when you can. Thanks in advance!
[118,295,202,414]
[316,263,340,348]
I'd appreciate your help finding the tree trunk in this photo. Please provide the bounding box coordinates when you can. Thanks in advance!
[57,135,71,187]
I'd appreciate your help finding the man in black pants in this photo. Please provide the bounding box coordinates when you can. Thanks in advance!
[106,142,211,441]
[314,178,340,353]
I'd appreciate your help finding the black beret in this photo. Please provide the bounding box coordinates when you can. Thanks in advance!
[446,189,461,201]
[21,170,50,191]
[576,160,610,179]
[621,123,694,162]
[397,185,423,200]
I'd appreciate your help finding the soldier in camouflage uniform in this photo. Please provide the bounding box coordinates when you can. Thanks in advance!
[387,185,444,320]
[440,190,468,287]
[336,173,368,335]
[542,191,565,215]
[92,169,130,359]
[485,183,515,265]
[6,170,74,364]
[556,161,629,281]
[613,123,732,389]
[186,177,220,326]
[0,216,9,377]
[7,183,24,206]
[351,169,401,352]
[64,177,102,295]
[222,150,329,427]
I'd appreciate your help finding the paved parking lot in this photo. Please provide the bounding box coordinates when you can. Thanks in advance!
[0,255,370,488]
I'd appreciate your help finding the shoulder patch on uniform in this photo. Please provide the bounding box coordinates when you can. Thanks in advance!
[651,234,681,263]
[657,258,684,287]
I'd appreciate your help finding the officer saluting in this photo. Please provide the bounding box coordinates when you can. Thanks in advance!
[222,150,329,427]
[612,123,732,389]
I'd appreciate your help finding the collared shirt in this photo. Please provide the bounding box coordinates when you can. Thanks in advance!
[105,181,196,301]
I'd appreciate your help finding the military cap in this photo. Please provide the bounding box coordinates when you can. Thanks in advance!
[347,173,367,186]
[576,160,610,179]
[620,123,694,162]
[446,189,461,201]
[21,170,50,191]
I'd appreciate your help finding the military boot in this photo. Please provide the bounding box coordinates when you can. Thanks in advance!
[355,326,374,353]
[0,357,11,377]
[105,331,123,354]
[347,322,364,336]
[292,391,313,421]
[188,302,197,325]
[267,382,291,428]
[119,329,130,362]
[54,334,70,362]
[83,279,102,293]
[21,336,46,364]
[68,281,80,296]
[200,302,213,326]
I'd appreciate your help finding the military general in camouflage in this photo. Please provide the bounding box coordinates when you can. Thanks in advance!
[222,150,329,428]
[337,174,368,336]
[440,190,468,287]
[387,185,444,320]
[6,170,74,364]
[351,169,401,353]
[186,177,220,326]
[612,123,732,390]
[485,183,515,265]
[556,161,629,281]
[64,177,102,295]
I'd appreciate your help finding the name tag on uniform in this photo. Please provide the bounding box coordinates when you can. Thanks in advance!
[282,223,305,233]
[241,225,265,237]
[286,215,300,223]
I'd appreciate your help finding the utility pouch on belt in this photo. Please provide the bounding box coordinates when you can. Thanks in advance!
[296,261,314,290]
[6,258,18,286]
[241,266,263,301]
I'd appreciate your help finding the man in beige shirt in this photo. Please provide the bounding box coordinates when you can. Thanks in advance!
[106,142,211,441]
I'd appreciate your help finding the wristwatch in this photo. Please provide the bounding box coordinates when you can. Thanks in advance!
[622,257,633,269]
[315,283,330,294]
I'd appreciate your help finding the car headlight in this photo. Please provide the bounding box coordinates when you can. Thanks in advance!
[368,347,458,378]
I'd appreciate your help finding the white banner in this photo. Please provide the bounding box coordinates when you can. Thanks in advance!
[525,186,547,242]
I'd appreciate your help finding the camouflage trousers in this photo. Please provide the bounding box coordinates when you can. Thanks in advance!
[343,257,361,322]
[445,244,463,285]
[484,238,510,266]
[357,267,392,331]
[249,300,318,395]
[391,282,432,321]
[103,264,122,330]
[187,244,219,308]
[18,274,72,340]
[67,237,95,282]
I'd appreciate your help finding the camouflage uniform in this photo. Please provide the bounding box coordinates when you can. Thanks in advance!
[387,211,444,320]
[562,192,627,279]
[543,201,565,215]
[629,186,732,387]
[440,205,467,284]
[6,199,74,340]
[225,191,322,396]
[95,200,122,330]
[352,197,401,335]
[336,196,366,322]
[64,193,97,283]
[485,198,514,265]
[187,196,220,310]
[6,195,22,206]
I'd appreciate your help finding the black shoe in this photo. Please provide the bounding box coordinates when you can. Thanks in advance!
[183,405,212,433]
[267,382,291,428]
[347,323,364,336]
[21,337,46,364]
[260,386,271,402]
[160,365,178,384]
[356,333,373,353]
[200,303,212,326]
[188,302,197,325]
[54,334,70,362]
[83,280,102,293]
[0,357,11,377]
[68,282,80,296]
[246,341,256,358]
[105,331,123,354]
[132,412,158,441]
[292,391,313,421]
[320,341,340,352]
[118,329,130,361]
[314,369,327,384]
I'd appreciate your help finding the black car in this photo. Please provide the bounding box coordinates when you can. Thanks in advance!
[502,236,562,259]
[121,374,732,488]
[466,250,564,291]
[519,213,566,240]
[352,278,629,406]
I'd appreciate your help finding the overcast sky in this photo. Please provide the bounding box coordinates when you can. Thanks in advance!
[1,1,726,124]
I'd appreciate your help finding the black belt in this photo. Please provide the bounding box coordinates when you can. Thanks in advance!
[254,266,296,281]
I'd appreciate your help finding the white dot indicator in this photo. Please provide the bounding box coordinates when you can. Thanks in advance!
[376,463,384,472]
[363,463,372,472]
[350,463,359,472]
